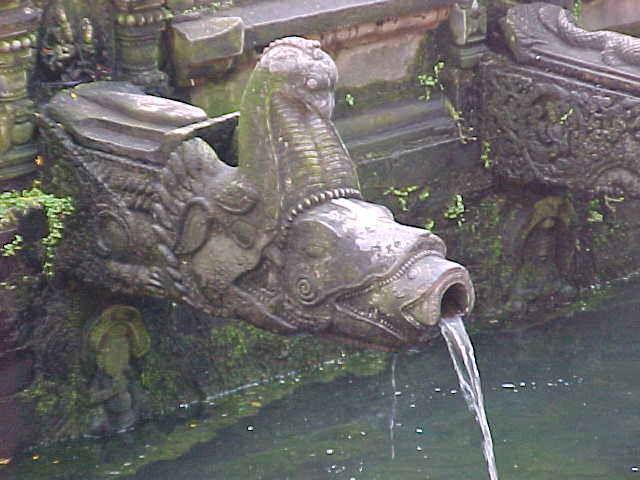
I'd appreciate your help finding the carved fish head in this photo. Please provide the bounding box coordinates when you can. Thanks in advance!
[276,198,475,350]
[233,36,474,350]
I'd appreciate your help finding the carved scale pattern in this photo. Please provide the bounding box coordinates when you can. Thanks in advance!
[542,6,640,66]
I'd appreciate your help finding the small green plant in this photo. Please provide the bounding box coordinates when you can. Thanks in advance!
[586,198,603,223]
[587,210,603,223]
[0,185,75,276]
[418,187,430,201]
[444,194,465,226]
[383,185,419,211]
[1,234,22,257]
[559,107,574,125]
[423,219,435,230]
[603,194,624,212]
[444,98,477,144]
[480,141,492,168]
[418,61,445,101]
[571,0,582,19]
[345,93,355,107]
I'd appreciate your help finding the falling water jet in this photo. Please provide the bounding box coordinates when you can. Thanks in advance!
[389,353,398,460]
[440,314,499,480]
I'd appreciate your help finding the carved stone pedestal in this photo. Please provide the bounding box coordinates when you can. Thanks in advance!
[112,0,170,95]
[0,0,40,190]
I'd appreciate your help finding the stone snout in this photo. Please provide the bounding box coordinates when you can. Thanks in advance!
[280,198,475,350]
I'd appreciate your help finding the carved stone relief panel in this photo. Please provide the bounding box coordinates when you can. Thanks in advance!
[481,55,640,198]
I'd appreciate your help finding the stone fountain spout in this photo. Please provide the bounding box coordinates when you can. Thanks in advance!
[39,36,474,351]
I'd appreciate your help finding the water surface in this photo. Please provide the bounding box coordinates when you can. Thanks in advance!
[9,283,640,480]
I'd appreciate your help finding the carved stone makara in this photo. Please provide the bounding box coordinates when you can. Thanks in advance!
[39,37,474,350]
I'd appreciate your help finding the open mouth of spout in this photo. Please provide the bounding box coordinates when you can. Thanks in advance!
[441,283,470,318]
[335,252,475,346]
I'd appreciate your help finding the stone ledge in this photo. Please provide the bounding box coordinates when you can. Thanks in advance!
[182,0,453,50]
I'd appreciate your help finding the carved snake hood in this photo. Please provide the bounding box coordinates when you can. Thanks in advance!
[238,37,362,233]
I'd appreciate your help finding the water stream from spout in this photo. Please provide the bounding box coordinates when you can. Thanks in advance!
[440,314,499,480]
[389,352,398,460]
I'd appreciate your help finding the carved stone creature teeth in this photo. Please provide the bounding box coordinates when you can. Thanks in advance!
[304,198,312,208]
[343,304,399,334]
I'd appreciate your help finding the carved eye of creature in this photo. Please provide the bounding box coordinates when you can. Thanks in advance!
[301,241,327,258]
[95,210,130,258]
[175,198,211,255]
[306,77,319,90]
[296,276,317,302]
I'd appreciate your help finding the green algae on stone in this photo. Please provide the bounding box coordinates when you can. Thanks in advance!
[13,351,392,479]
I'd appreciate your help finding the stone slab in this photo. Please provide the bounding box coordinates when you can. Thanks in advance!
[44,82,231,164]
[333,32,424,88]
[206,0,453,49]
[171,16,244,81]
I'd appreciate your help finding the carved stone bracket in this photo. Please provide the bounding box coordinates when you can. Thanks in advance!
[169,15,244,85]
[481,55,640,198]
[112,0,171,95]
[503,2,640,95]
[0,0,41,187]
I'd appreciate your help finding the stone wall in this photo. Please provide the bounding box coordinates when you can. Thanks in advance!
[3,0,640,453]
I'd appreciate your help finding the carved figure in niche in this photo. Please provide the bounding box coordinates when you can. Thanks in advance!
[86,305,150,434]
[40,3,101,87]
[504,196,576,314]
[40,37,474,352]
[42,6,76,73]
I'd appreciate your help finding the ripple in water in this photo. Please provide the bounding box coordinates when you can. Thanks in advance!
[440,314,499,480]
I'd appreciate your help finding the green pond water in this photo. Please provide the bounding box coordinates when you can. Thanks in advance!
[7,281,640,480]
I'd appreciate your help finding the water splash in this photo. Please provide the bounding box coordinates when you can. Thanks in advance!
[440,314,499,480]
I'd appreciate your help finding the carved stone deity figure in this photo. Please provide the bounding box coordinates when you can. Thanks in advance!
[41,5,98,84]
[86,305,150,434]
[39,37,474,351]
